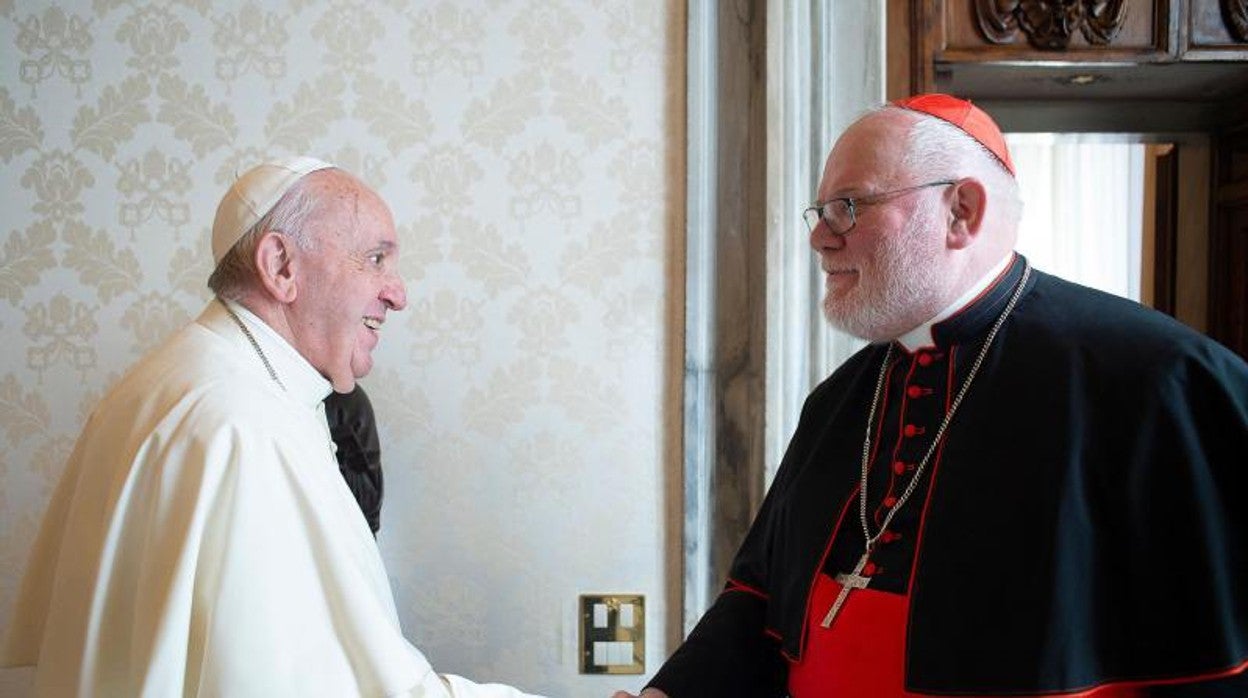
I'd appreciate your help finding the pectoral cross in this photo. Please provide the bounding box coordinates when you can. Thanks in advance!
[820,551,871,628]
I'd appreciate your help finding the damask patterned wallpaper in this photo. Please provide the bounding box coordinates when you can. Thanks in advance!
[0,1,683,695]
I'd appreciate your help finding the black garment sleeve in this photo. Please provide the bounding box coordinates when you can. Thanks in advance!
[324,386,384,534]
[644,365,867,697]
[646,590,787,698]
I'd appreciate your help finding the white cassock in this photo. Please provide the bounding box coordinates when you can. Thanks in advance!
[1,301,543,698]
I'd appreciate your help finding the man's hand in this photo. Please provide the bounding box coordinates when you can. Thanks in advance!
[610,690,668,698]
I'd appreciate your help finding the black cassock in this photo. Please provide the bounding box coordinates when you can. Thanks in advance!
[650,256,1248,697]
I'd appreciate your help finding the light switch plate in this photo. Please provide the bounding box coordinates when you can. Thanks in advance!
[579,594,644,674]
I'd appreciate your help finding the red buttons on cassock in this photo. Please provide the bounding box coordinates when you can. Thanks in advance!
[892,460,906,475]
[903,424,924,437]
[882,496,897,508]
[906,385,928,399]
[882,531,902,543]
[862,561,878,576]
[917,353,932,367]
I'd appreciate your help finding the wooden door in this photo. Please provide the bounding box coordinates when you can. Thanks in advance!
[1210,121,1248,358]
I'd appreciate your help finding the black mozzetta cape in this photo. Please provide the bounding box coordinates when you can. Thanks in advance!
[650,257,1248,696]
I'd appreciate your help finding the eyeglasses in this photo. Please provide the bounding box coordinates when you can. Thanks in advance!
[802,180,956,235]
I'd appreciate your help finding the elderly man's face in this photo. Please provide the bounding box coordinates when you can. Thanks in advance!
[809,112,952,342]
[290,173,406,392]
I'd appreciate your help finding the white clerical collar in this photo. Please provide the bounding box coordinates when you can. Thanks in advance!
[219,299,333,408]
[897,253,1014,353]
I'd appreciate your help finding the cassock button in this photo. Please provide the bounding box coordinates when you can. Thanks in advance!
[892,460,906,475]
[862,561,878,576]
[917,353,933,367]
[906,385,925,399]
[882,495,898,508]
[903,424,924,437]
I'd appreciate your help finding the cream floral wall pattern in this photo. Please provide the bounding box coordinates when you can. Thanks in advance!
[0,1,683,696]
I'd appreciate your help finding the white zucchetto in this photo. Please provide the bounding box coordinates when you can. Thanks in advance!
[211,156,335,264]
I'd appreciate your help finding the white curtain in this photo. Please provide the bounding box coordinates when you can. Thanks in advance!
[1006,134,1146,301]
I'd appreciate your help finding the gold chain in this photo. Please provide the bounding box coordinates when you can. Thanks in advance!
[218,298,287,392]
[858,262,1031,551]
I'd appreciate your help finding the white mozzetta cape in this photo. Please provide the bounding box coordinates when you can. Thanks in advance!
[2,301,542,698]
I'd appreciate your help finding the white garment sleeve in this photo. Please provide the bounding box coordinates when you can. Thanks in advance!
[439,673,548,698]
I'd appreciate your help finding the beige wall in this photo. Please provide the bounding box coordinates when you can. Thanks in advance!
[0,1,684,695]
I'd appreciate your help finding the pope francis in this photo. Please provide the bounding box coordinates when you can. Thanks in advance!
[1,158,544,698]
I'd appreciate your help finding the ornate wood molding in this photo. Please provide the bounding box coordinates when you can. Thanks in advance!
[976,0,1128,49]
[976,0,1022,43]
[1224,0,1248,42]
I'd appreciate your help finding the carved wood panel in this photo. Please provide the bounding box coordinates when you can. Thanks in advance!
[941,0,1163,58]
[1189,0,1248,49]
[1223,0,1248,40]
[976,0,1130,48]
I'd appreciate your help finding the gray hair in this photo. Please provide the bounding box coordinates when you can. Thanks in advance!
[891,107,1023,226]
[206,175,323,301]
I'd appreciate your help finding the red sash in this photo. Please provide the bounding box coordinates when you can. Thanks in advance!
[787,572,919,697]
[787,573,1145,698]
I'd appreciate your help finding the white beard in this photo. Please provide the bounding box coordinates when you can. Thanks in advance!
[822,210,947,342]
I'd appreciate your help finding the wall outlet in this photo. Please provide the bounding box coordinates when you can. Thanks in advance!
[578,594,644,674]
